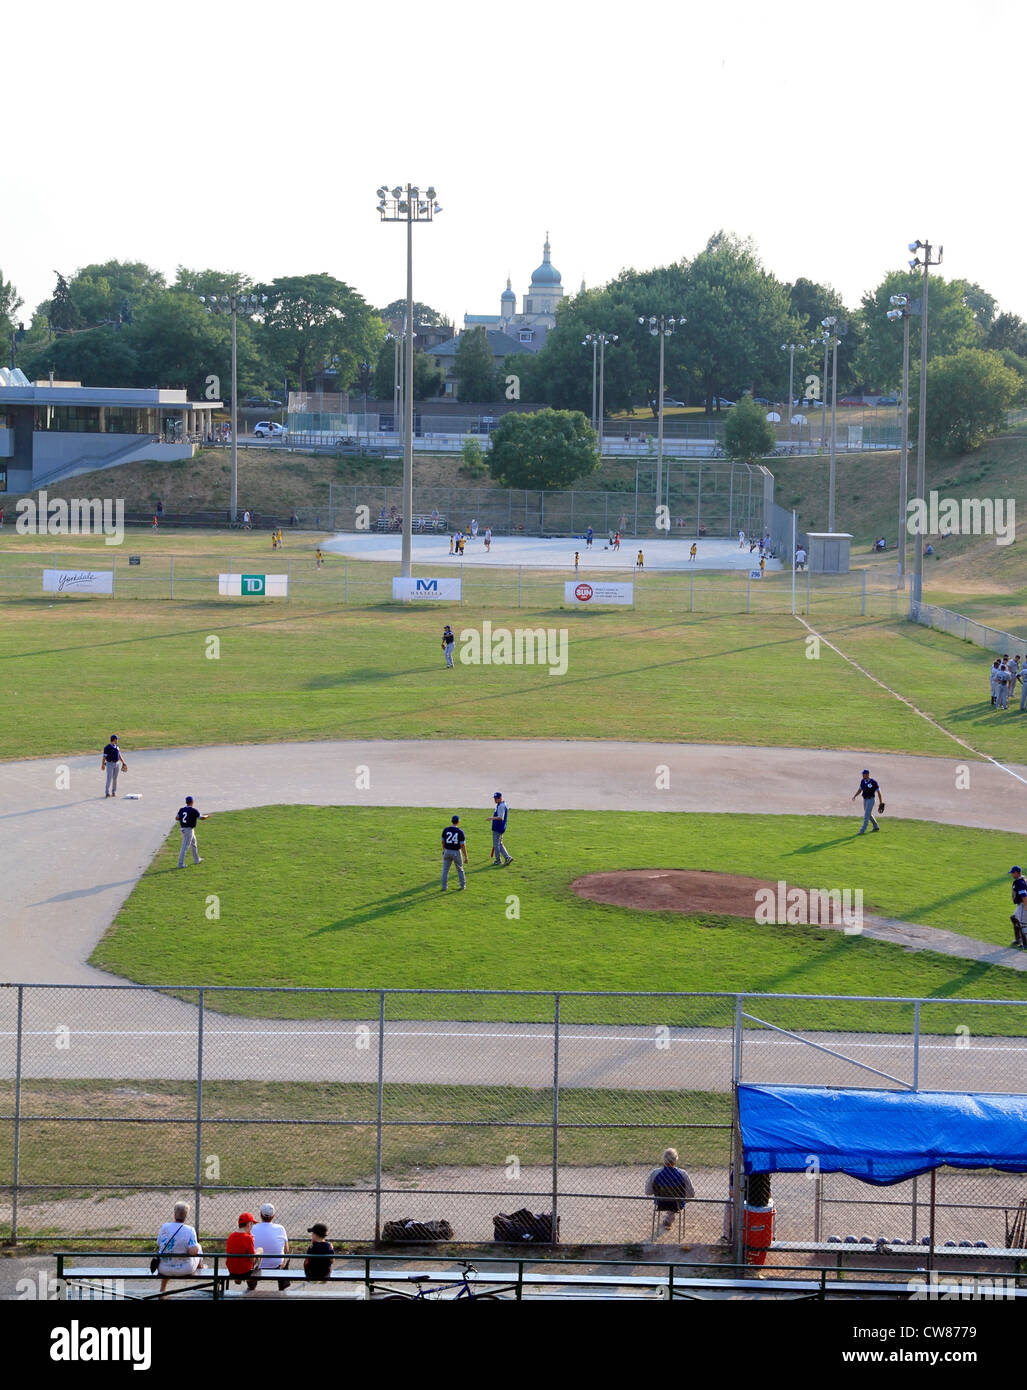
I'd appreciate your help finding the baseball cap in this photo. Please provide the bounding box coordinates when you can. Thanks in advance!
[1010,867,1022,875]
[451,815,460,824]
[259,1202,275,1218]
[238,1212,257,1226]
[494,792,503,800]
[307,1223,328,1237]
[861,769,870,775]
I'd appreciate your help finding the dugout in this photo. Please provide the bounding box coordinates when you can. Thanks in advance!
[737,1083,1027,1263]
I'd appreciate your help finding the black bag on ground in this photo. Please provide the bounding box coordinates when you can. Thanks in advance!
[492,1208,557,1243]
[381,1218,453,1243]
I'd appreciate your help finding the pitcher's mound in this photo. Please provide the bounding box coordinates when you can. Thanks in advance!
[572,869,779,916]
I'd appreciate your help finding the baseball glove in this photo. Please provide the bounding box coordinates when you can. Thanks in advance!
[877,802,885,813]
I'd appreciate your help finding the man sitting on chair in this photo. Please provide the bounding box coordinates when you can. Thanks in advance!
[645,1147,695,1229]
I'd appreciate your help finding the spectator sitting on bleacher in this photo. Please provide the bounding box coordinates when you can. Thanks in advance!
[251,1202,291,1291]
[645,1147,695,1229]
[303,1223,335,1282]
[156,1201,205,1296]
[226,1212,263,1292]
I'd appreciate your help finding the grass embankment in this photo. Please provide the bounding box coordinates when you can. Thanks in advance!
[90,807,1027,1019]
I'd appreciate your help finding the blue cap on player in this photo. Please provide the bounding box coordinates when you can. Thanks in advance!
[1010,866,1021,875]
[494,792,502,800]
[451,815,460,824]
[862,769,870,775]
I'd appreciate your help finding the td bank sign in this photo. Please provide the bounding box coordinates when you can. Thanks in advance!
[218,573,289,597]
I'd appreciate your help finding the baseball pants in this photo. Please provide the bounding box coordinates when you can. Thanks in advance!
[1021,681,1027,712]
[991,678,999,704]
[859,797,879,833]
[105,763,120,795]
[998,679,1010,709]
[444,643,454,669]
[492,830,511,865]
[178,827,201,867]
[441,850,465,889]
[1013,903,1026,947]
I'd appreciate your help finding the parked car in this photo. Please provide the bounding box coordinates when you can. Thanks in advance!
[877,396,898,406]
[838,396,869,406]
[713,397,735,409]
[662,397,685,407]
[254,421,287,438]
[752,397,774,406]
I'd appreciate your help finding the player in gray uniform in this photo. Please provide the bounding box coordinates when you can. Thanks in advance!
[441,815,467,890]
[101,735,127,797]
[997,657,1012,710]
[1020,663,1027,713]
[1009,866,1027,949]
[491,792,513,867]
[990,658,1002,706]
[175,796,208,867]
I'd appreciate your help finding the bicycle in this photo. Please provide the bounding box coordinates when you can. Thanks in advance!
[373,1261,510,1301]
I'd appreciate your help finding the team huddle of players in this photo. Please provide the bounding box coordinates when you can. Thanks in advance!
[989,655,1027,710]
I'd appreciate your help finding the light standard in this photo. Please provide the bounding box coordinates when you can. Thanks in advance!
[908,238,943,610]
[583,332,617,457]
[384,329,403,445]
[377,183,441,578]
[781,342,803,445]
[637,314,683,528]
[199,291,266,522]
[886,294,916,583]
[820,316,844,532]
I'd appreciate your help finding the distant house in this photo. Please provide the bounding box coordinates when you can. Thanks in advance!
[462,233,571,353]
[428,329,531,399]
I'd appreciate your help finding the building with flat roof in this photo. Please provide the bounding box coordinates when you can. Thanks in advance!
[0,370,223,492]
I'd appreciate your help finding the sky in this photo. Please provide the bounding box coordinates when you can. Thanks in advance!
[5,0,1025,327]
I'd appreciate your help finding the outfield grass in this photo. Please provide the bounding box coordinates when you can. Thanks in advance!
[89,807,1027,1023]
[1,1079,731,1190]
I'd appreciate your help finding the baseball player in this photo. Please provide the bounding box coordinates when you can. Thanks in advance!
[738,530,745,548]
[484,527,492,552]
[101,734,127,798]
[574,551,580,572]
[175,796,208,867]
[997,656,1012,710]
[990,658,1002,706]
[1020,662,1027,713]
[851,768,884,835]
[441,624,455,669]
[1009,866,1027,949]
[490,792,513,867]
[315,548,324,569]
[636,549,644,570]
[586,526,594,549]
[441,814,468,890]
[689,543,697,562]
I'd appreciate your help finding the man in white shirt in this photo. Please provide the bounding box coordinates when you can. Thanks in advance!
[157,1201,204,1296]
[251,1202,291,1290]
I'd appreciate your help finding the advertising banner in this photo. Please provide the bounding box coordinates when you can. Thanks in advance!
[563,581,634,606]
[218,573,289,597]
[43,569,114,595]
[392,577,462,601]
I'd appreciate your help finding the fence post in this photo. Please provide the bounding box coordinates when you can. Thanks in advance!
[861,567,866,617]
[344,560,348,604]
[551,994,560,1243]
[170,554,174,599]
[689,571,693,613]
[374,991,386,1244]
[806,567,811,611]
[517,566,522,608]
[731,995,745,1267]
[746,574,750,613]
[287,559,291,602]
[11,985,23,1243]
[194,988,204,1233]
[111,554,116,597]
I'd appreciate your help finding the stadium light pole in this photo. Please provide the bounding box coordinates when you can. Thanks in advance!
[820,316,842,533]
[886,295,915,584]
[781,342,802,445]
[199,291,267,522]
[584,332,618,458]
[638,314,683,530]
[908,238,943,612]
[377,183,441,578]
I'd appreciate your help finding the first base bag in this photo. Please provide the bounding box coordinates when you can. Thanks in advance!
[492,1208,558,1243]
[381,1218,453,1243]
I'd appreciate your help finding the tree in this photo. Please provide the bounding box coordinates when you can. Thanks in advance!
[69,261,166,327]
[855,271,978,390]
[20,324,139,388]
[0,269,23,340]
[911,348,1020,454]
[132,292,244,395]
[988,312,1027,358]
[378,298,450,328]
[787,277,861,392]
[723,394,776,463]
[487,409,598,489]
[454,327,500,401]
[174,267,253,299]
[260,273,381,390]
[372,340,444,401]
[47,273,81,335]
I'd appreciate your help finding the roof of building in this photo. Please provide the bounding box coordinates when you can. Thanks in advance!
[530,233,561,288]
[431,329,529,360]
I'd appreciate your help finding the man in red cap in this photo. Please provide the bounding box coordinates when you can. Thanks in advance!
[226,1213,263,1291]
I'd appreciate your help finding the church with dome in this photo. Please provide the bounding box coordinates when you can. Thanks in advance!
[462,234,570,350]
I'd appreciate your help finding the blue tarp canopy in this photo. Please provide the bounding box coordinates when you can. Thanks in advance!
[738,1084,1027,1186]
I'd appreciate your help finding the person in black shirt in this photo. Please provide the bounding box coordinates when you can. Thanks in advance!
[175,796,208,868]
[442,624,455,669]
[101,735,127,798]
[441,815,468,891]
[1009,866,1027,949]
[851,769,883,835]
[303,1223,334,1282]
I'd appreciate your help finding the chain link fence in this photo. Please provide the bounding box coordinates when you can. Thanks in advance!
[910,600,1027,661]
[2,985,1026,1251]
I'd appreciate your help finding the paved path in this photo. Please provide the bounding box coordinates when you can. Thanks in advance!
[3,740,1026,1089]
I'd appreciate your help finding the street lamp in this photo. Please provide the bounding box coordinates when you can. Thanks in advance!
[886,294,918,583]
[583,332,618,457]
[907,238,943,611]
[820,316,844,533]
[199,291,267,522]
[377,183,441,578]
[637,314,684,529]
[781,342,803,445]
